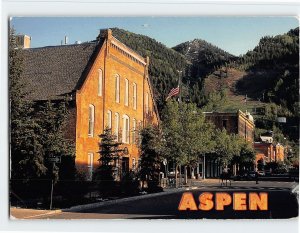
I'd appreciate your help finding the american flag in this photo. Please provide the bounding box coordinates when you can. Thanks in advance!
[166,86,180,101]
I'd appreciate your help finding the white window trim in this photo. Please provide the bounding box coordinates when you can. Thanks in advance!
[88,104,95,137]
[98,69,103,96]
[115,112,119,141]
[133,83,137,110]
[125,79,129,106]
[132,118,136,144]
[115,74,120,103]
[107,110,112,130]
[122,114,130,144]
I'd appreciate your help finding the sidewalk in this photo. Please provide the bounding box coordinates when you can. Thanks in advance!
[191,178,298,188]
[10,207,62,219]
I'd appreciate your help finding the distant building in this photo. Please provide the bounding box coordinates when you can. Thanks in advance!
[199,110,255,178]
[204,110,255,142]
[254,141,285,169]
[20,29,159,180]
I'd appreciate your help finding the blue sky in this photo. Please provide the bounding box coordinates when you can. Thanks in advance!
[11,17,298,56]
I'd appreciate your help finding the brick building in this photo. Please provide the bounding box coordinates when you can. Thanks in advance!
[20,29,159,179]
[254,142,285,169]
[201,110,255,177]
[204,110,255,142]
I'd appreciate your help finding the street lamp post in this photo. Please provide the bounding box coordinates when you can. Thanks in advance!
[203,154,206,180]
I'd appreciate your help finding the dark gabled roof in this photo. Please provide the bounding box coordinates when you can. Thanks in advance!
[21,41,103,100]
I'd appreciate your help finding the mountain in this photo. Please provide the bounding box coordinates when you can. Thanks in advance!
[110,27,298,118]
[111,28,238,109]
[201,27,299,142]
[172,39,237,107]
[236,27,299,114]
[173,39,237,79]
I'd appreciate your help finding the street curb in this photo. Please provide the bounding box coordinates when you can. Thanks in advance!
[62,187,190,212]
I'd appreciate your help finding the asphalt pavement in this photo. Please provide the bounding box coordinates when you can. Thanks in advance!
[13,180,297,220]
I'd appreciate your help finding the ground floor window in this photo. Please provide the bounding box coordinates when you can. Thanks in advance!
[87,152,94,181]
[122,115,130,144]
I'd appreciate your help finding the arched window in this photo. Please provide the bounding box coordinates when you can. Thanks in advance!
[107,110,112,130]
[133,83,137,110]
[88,104,95,137]
[132,118,136,144]
[98,69,103,96]
[125,78,129,106]
[122,115,130,144]
[115,74,120,103]
[115,113,119,141]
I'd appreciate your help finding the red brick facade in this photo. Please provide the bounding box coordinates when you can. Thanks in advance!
[75,29,159,177]
[204,110,255,142]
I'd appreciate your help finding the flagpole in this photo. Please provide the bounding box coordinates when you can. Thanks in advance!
[177,70,183,186]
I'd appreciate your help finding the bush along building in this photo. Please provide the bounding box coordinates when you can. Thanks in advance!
[203,110,255,177]
[20,29,160,181]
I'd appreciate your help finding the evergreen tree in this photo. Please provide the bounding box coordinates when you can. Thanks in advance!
[94,128,123,197]
[9,28,47,182]
[36,100,75,183]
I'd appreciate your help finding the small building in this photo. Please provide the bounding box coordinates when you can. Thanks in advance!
[20,29,160,180]
[254,142,285,169]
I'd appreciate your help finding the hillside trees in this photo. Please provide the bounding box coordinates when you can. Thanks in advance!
[237,27,299,115]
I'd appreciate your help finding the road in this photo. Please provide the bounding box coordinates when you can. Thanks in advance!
[32,180,298,219]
